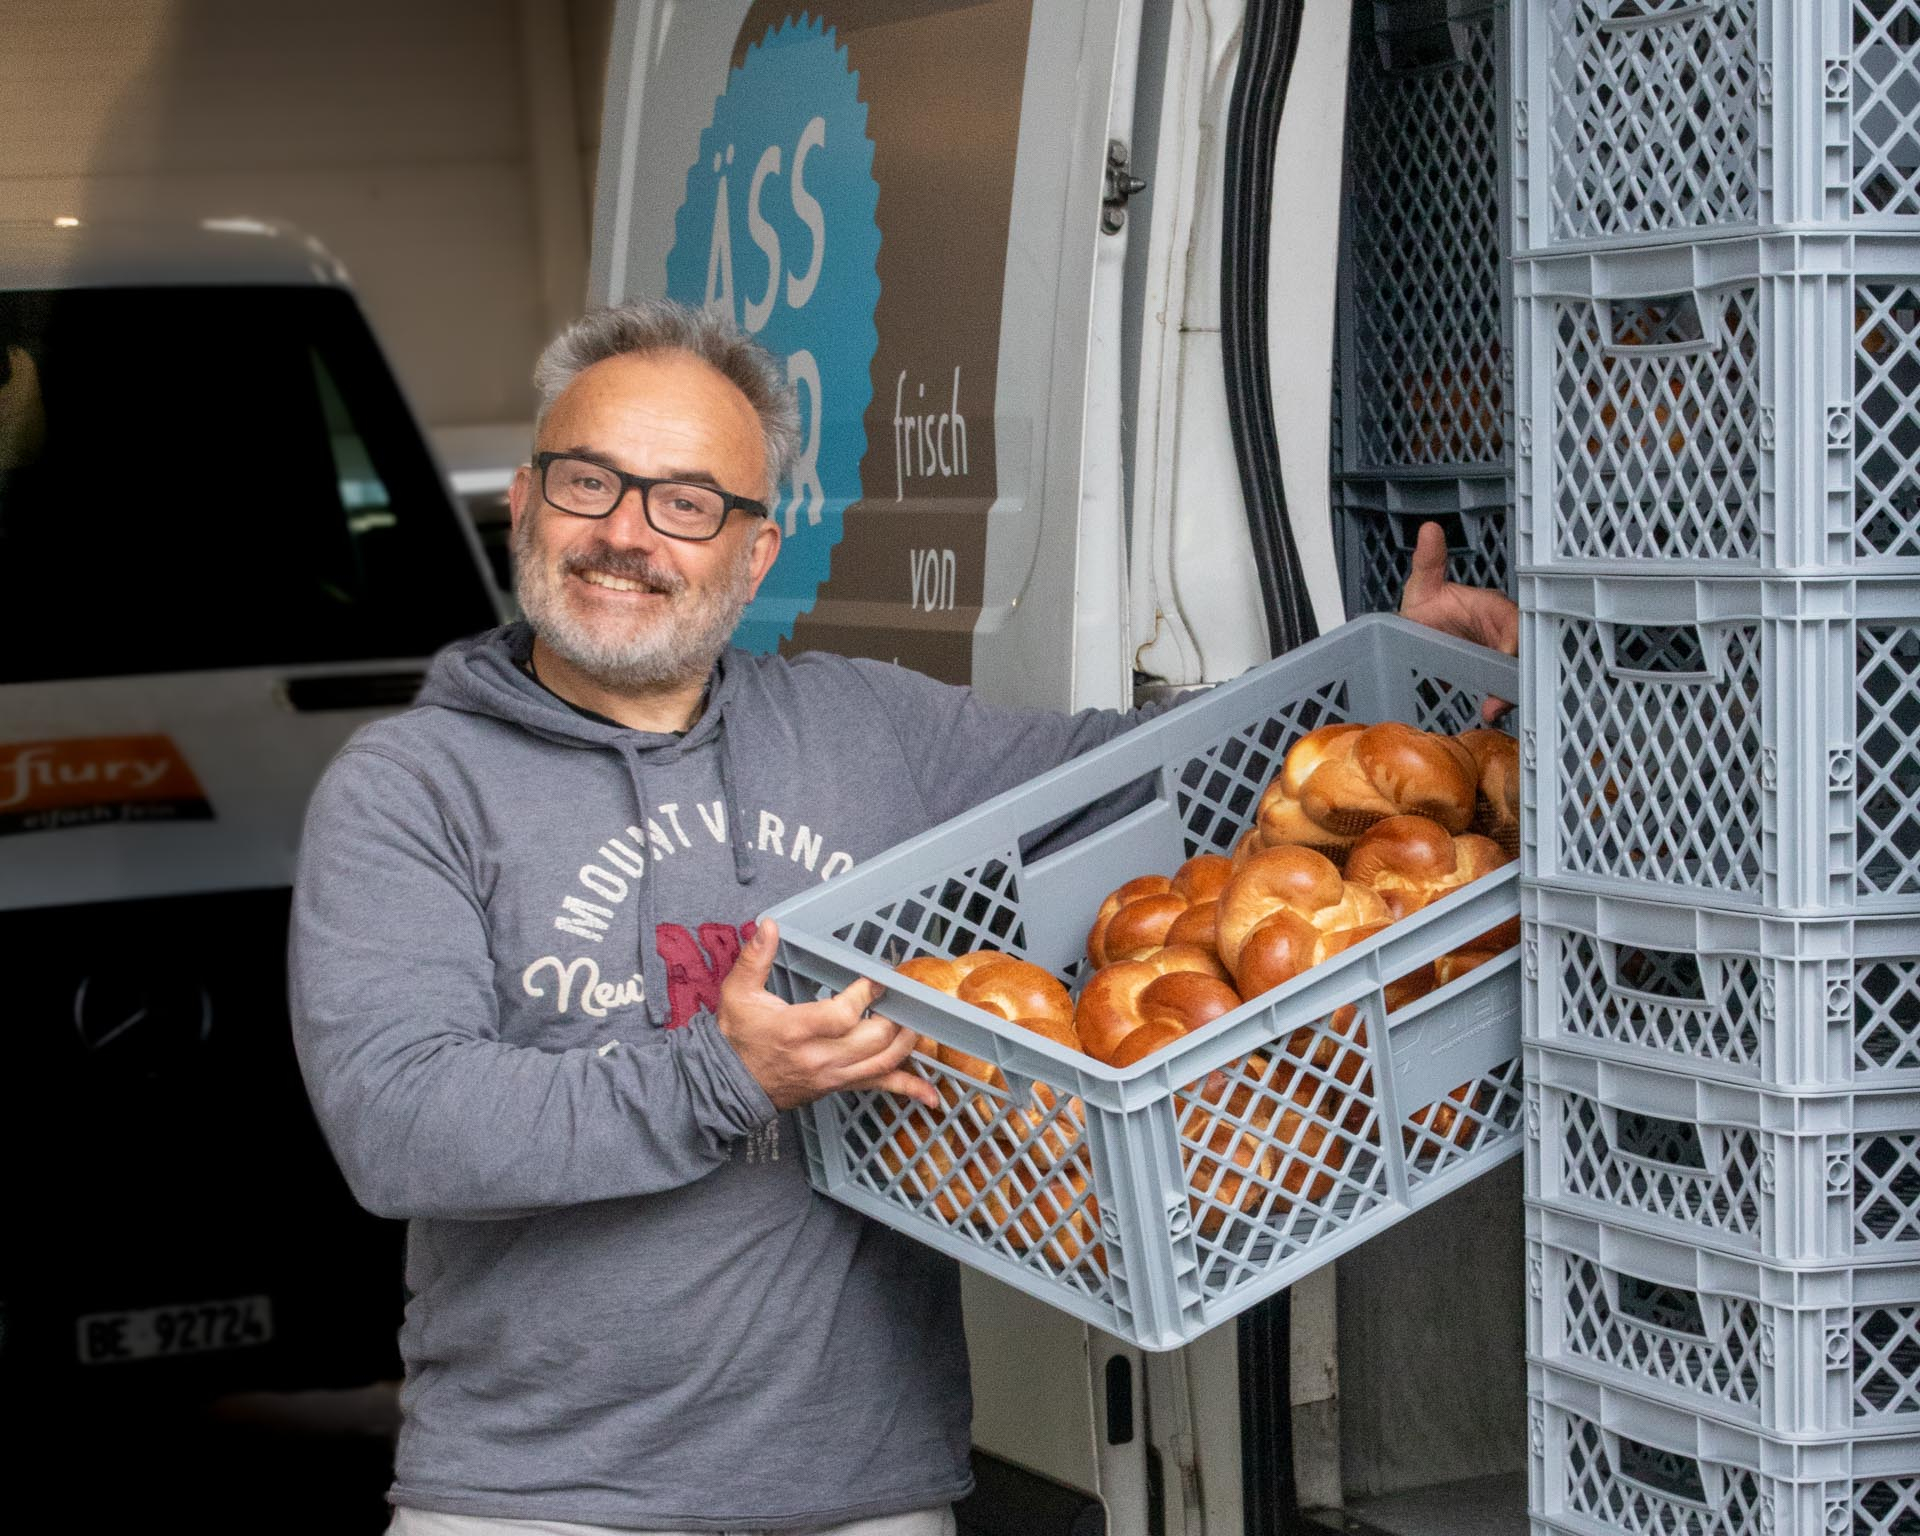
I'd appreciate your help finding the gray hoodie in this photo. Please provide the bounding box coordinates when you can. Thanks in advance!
[288,622,1149,1531]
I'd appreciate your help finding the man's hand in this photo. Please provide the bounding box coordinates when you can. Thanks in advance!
[719,920,941,1112]
[1399,520,1520,723]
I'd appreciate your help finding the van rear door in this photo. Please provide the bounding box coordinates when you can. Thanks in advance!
[592,0,1139,711]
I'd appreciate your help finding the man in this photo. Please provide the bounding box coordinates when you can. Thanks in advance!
[290,299,1516,1536]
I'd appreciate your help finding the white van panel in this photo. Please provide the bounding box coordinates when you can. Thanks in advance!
[0,668,404,912]
[589,1,750,311]
[972,0,1131,711]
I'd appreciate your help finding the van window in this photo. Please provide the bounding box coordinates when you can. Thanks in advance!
[0,286,497,684]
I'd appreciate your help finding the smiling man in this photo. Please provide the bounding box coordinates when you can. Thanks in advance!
[290,299,1516,1536]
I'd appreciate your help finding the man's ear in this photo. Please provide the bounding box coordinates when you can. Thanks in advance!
[745,515,782,599]
[506,463,536,537]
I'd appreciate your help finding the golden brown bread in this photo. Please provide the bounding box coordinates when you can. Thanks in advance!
[897,953,1077,1093]
[895,950,1097,1263]
[1237,721,1490,876]
[1230,826,1266,871]
[1003,1159,1104,1270]
[1086,854,1233,967]
[1296,722,1479,836]
[1407,1081,1484,1151]
[1456,728,1521,857]
[1230,912,1391,1004]
[878,1091,1021,1227]
[1214,846,1393,994]
[1252,722,1368,863]
[1343,814,1512,919]
[1433,915,1522,987]
[1178,1052,1352,1232]
[1084,874,1177,965]
[1075,961,1243,1066]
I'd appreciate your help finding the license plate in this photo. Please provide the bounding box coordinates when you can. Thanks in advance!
[76,1294,273,1365]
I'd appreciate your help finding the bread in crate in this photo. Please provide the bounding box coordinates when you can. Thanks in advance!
[767,614,1524,1348]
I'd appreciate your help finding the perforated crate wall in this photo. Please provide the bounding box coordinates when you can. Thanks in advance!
[1523,887,1920,1090]
[764,617,1524,1350]
[1338,0,1511,475]
[1334,476,1515,619]
[1521,573,1920,911]
[1514,0,1920,254]
[1529,1203,1920,1441]
[1514,236,1920,573]
[1526,1044,1920,1267]
[1528,1363,1920,1536]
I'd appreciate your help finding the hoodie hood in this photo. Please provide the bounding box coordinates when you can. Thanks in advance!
[417,622,760,1023]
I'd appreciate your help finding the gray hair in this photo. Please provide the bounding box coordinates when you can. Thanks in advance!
[532,298,800,495]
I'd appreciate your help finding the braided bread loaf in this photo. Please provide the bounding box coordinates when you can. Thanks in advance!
[1214,846,1392,999]
[1343,814,1511,920]
[1456,729,1521,857]
[893,953,1098,1266]
[1243,721,1481,871]
[1085,853,1234,966]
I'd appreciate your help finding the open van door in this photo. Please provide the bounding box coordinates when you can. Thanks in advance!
[594,0,1147,712]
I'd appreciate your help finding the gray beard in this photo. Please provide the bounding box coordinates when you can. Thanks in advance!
[511,513,756,692]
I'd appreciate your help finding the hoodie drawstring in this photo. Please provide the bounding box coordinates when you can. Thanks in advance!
[715,705,757,888]
[617,747,669,1027]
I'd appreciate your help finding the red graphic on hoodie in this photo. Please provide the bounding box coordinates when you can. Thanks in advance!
[655,921,758,1029]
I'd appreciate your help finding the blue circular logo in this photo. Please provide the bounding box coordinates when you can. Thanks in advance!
[664,16,881,653]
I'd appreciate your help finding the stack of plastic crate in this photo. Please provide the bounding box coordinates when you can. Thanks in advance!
[1332,0,1516,618]
[1513,4,1920,1533]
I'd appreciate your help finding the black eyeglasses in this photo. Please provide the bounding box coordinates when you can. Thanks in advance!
[534,452,770,542]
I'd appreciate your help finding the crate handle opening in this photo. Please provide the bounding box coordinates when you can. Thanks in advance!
[1609,1109,1710,1172]
[1597,293,1718,357]
[1603,941,1718,1008]
[1613,1271,1709,1339]
[1611,1433,1711,1506]
[1586,0,1724,34]
[1600,622,1719,682]
[1375,19,1468,74]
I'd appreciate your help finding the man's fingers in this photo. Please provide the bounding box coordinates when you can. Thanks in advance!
[728,917,780,992]
[863,1066,943,1111]
[837,976,888,1020]
[1399,521,1449,612]
[1495,601,1521,658]
[835,1019,922,1082]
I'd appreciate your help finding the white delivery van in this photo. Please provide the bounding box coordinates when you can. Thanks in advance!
[593,5,1525,1533]
[0,219,503,1410]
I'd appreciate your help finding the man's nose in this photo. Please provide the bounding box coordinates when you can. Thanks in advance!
[601,484,664,547]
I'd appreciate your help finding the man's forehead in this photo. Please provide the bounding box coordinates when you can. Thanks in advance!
[541,351,762,457]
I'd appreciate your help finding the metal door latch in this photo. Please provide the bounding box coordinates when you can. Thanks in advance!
[1102,139,1147,233]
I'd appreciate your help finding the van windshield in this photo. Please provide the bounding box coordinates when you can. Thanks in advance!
[0,285,498,684]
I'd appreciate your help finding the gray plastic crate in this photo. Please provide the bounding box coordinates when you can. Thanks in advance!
[1529,1362,1920,1536]
[1338,0,1512,477]
[1513,0,1920,255]
[1526,1043,1920,1267]
[1514,235,1920,574]
[1521,572,1920,911]
[761,617,1523,1351]
[1523,886,1920,1090]
[1335,476,1515,620]
[1529,1203,1920,1441]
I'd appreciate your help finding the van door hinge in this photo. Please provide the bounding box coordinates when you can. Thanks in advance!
[1103,139,1148,233]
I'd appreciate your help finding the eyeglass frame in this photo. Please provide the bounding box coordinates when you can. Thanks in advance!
[532,451,771,542]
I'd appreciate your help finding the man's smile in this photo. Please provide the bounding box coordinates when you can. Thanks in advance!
[575,568,670,597]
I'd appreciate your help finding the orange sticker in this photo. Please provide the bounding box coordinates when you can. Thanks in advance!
[0,734,213,836]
